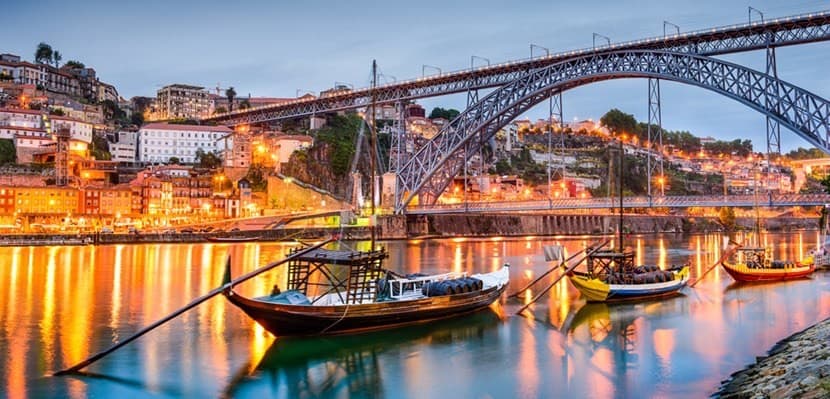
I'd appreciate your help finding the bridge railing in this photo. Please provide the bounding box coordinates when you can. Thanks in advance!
[207,9,830,122]
[404,194,830,214]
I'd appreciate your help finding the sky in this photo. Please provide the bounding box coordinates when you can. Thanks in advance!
[3,0,830,152]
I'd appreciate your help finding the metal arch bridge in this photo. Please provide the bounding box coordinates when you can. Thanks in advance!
[204,10,830,126]
[404,194,830,215]
[395,49,830,212]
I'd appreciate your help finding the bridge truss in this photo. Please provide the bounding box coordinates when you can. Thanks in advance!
[205,11,830,126]
[394,50,830,212]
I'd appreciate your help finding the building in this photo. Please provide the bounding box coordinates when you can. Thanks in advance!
[6,186,78,215]
[137,123,233,164]
[109,131,138,162]
[0,108,43,129]
[79,185,133,216]
[270,134,313,171]
[156,84,210,120]
[0,54,117,102]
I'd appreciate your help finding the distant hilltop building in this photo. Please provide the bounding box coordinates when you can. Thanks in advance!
[156,84,210,120]
[0,53,118,103]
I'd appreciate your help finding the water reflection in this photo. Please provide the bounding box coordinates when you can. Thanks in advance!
[225,310,502,398]
[0,233,828,398]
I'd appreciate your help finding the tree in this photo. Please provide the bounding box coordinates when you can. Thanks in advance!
[0,139,15,165]
[168,157,181,165]
[35,43,53,64]
[91,135,111,160]
[52,51,62,68]
[49,108,65,116]
[214,106,227,114]
[64,60,85,69]
[100,99,126,121]
[195,148,222,169]
[130,112,144,126]
[428,107,460,120]
[239,99,251,110]
[225,87,237,112]
[600,108,637,135]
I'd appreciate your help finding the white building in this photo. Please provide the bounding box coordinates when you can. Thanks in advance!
[137,123,233,164]
[0,108,43,129]
[50,115,92,143]
[109,131,138,162]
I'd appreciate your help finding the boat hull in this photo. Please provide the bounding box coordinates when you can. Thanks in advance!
[223,285,507,336]
[720,262,815,282]
[567,267,690,303]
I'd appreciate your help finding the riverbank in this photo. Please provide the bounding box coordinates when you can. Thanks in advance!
[0,214,818,246]
[715,318,830,398]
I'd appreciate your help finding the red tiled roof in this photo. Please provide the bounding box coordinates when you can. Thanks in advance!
[0,108,45,116]
[0,126,47,133]
[140,123,232,133]
[50,115,90,124]
[14,134,52,140]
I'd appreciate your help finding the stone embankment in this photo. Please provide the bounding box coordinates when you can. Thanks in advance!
[0,214,819,246]
[715,318,830,399]
[396,214,817,239]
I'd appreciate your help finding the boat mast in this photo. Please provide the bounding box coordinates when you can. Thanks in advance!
[370,60,378,245]
[618,136,624,251]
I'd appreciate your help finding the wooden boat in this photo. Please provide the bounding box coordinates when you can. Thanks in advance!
[565,248,690,303]
[207,235,261,243]
[720,246,815,282]
[222,246,510,336]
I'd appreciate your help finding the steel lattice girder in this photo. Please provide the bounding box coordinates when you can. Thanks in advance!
[394,50,830,212]
[205,12,830,126]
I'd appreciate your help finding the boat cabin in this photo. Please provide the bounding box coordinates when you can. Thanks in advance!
[280,247,470,306]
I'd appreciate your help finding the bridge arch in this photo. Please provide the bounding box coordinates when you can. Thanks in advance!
[395,50,830,212]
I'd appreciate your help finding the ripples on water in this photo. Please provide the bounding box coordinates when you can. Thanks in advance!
[0,232,828,398]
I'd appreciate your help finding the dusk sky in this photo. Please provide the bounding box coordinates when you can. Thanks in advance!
[4,0,830,151]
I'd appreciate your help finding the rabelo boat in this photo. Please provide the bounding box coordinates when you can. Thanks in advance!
[223,246,510,336]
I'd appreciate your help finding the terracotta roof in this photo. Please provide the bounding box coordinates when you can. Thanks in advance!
[14,134,52,140]
[0,126,47,133]
[140,123,232,133]
[0,108,45,116]
[50,115,90,124]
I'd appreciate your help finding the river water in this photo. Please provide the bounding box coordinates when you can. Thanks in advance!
[1,232,829,398]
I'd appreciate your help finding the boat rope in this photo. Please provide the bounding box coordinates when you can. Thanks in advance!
[320,301,352,335]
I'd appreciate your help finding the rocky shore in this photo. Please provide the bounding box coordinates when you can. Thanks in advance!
[715,318,830,398]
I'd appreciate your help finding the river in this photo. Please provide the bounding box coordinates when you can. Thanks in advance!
[1,232,829,398]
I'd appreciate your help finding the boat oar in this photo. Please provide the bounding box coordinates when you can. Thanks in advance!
[509,238,610,299]
[515,243,611,316]
[53,238,334,376]
[690,240,740,288]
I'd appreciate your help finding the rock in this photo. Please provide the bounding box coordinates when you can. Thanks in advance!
[800,375,819,387]
[769,385,793,399]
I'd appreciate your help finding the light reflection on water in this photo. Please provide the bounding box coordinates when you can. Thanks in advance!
[0,233,828,398]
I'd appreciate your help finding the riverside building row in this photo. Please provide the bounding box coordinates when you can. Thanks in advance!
[0,166,255,221]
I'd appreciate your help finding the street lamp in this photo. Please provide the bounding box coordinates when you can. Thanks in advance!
[422,65,442,77]
[663,21,680,37]
[592,33,611,49]
[530,44,550,58]
[748,6,764,23]
[471,55,490,69]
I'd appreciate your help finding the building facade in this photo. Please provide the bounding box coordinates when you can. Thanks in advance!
[137,123,233,164]
[156,84,210,120]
